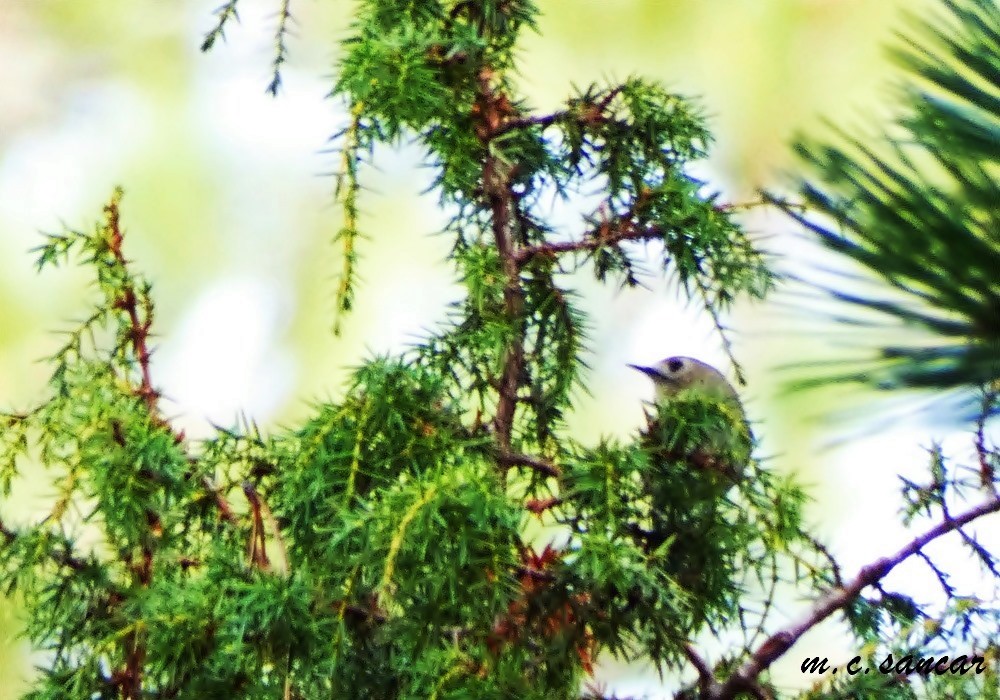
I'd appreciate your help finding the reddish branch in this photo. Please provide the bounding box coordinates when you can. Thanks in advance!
[106,200,156,412]
[490,111,564,138]
[513,207,662,268]
[104,197,237,528]
[492,84,625,142]
[513,193,770,269]
[497,452,561,478]
[242,480,289,575]
[243,480,272,570]
[473,72,629,459]
[0,517,90,571]
[471,71,633,483]
[103,195,242,697]
[104,196,155,698]
[683,644,720,697]
[525,496,563,515]
[473,66,524,455]
[704,493,1000,700]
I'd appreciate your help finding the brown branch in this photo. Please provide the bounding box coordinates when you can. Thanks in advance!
[680,644,770,700]
[105,199,157,413]
[592,84,626,114]
[242,480,290,575]
[525,496,563,514]
[201,475,238,524]
[682,644,720,698]
[243,480,271,571]
[497,452,561,478]
[491,111,565,139]
[474,80,632,454]
[473,67,525,455]
[490,84,626,142]
[0,517,91,572]
[102,192,240,697]
[513,216,662,267]
[104,194,237,528]
[103,198,154,698]
[708,493,1000,699]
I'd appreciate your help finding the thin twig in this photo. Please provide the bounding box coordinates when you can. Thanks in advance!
[0,517,89,572]
[975,388,997,492]
[708,494,1000,699]
[497,452,561,478]
[266,0,294,96]
[683,644,719,697]
[513,218,662,267]
[201,0,242,52]
[525,496,563,514]
[105,197,156,413]
[242,480,289,574]
[106,194,237,526]
[490,111,565,139]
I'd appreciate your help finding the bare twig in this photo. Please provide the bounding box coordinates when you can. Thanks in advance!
[513,218,662,267]
[683,644,720,697]
[490,84,626,141]
[201,0,242,52]
[105,197,156,414]
[975,388,997,492]
[0,517,90,572]
[525,496,563,514]
[497,452,561,478]
[490,111,564,139]
[105,194,237,527]
[266,0,293,96]
[103,193,245,698]
[243,480,289,575]
[708,494,1000,699]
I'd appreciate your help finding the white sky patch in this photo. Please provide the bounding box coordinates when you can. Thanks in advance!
[158,277,294,437]
[0,82,150,256]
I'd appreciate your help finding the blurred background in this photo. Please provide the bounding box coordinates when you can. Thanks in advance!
[1,0,962,695]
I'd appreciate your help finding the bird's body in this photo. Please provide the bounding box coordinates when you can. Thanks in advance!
[624,356,754,630]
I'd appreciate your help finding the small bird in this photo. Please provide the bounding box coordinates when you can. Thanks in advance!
[628,356,741,410]
[627,356,754,627]
[629,356,750,483]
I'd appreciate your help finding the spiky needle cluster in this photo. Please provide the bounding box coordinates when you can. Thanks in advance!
[1,1,999,699]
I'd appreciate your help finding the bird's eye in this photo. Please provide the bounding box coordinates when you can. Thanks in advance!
[667,358,684,373]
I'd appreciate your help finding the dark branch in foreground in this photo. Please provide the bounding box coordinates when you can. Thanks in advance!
[705,493,1000,699]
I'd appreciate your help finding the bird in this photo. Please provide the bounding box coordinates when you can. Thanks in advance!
[628,356,741,410]
[625,356,755,608]
[629,356,750,483]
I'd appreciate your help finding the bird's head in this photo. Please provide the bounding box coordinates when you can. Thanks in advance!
[629,356,740,406]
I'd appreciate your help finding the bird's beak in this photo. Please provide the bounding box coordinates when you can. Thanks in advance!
[628,364,661,379]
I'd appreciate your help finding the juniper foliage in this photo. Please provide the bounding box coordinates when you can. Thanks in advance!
[1,1,998,699]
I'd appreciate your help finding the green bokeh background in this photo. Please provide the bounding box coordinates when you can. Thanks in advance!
[0,1,928,695]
